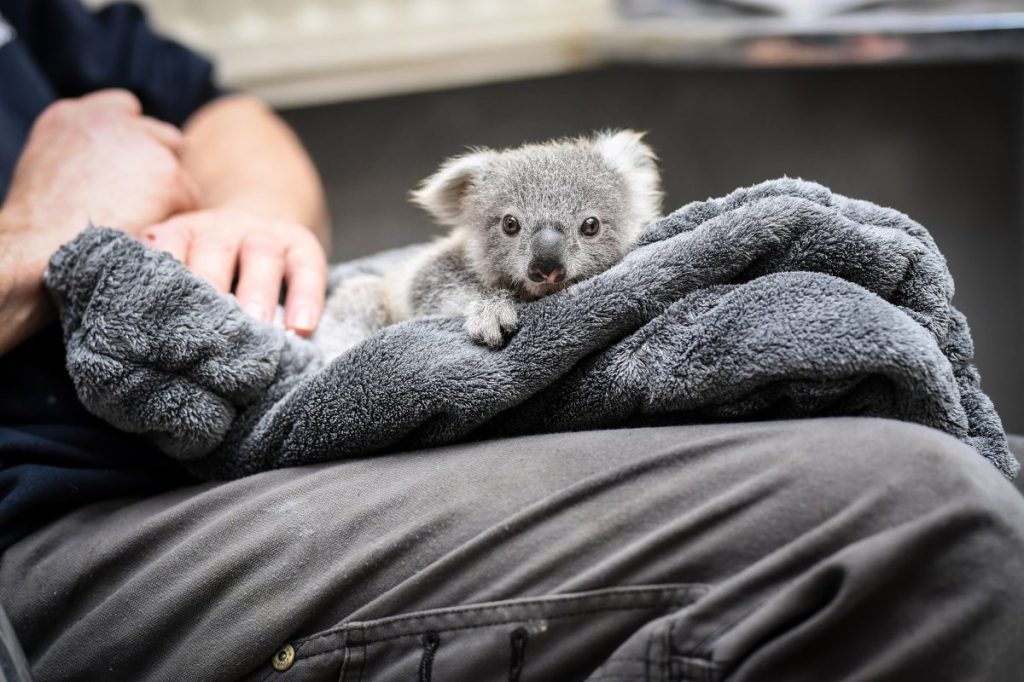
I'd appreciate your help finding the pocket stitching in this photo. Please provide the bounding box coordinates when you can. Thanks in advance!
[296,584,708,650]
[346,600,698,647]
[293,594,702,669]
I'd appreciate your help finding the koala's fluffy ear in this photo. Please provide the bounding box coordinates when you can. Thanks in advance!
[592,129,663,222]
[410,149,493,225]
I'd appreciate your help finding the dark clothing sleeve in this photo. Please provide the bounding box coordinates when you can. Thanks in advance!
[1,0,221,125]
[0,0,216,552]
[0,326,196,552]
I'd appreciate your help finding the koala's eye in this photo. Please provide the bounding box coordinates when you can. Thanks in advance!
[580,216,601,237]
[502,214,521,235]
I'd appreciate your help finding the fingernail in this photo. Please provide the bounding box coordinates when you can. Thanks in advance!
[291,308,316,333]
[242,302,266,321]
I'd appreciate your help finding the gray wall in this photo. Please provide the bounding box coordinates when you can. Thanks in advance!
[280,63,1024,432]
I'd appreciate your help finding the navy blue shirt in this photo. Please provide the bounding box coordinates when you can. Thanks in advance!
[0,0,221,551]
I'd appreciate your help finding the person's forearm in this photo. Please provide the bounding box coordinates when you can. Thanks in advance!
[0,216,54,355]
[181,94,331,249]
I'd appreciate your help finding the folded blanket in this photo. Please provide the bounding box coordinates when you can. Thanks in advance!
[45,178,1017,480]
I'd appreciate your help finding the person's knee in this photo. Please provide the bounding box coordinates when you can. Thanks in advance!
[832,418,1016,491]
[701,420,1024,679]
[774,418,1024,539]
[843,419,1024,645]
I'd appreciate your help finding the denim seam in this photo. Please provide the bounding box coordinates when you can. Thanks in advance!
[645,625,655,682]
[672,655,723,682]
[292,599,695,666]
[295,585,705,648]
[665,616,678,682]
[355,624,366,682]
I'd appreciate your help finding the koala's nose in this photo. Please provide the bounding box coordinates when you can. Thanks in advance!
[528,263,565,284]
[528,229,566,283]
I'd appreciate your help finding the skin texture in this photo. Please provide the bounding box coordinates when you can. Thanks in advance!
[144,95,330,334]
[0,90,200,355]
[0,89,330,357]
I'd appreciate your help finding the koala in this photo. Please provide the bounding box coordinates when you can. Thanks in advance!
[313,130,662,360]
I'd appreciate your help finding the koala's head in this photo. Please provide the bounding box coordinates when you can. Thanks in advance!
[411,130,662,299]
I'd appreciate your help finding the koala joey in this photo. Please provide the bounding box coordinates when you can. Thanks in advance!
[313,130,662,360]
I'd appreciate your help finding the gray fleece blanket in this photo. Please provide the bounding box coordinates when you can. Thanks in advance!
[45,178,1017,480]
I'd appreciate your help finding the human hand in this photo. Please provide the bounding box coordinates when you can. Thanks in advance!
[0,89,200,355]
[142,208,327,335]
[0,89,200,279]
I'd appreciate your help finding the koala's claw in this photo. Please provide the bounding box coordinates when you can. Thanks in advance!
[465,298,518,348]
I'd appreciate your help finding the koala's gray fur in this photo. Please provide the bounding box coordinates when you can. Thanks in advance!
[314,130,662,359]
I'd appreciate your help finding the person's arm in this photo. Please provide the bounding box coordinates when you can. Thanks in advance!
[0,230,55,358]
[0,90,200,357]
[144,95,331,336]
[16,1,331,334]
[182,95,329,246]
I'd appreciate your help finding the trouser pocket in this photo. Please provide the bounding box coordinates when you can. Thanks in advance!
[257,583,708,681]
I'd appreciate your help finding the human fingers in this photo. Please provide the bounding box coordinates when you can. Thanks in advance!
[81,89,143,116]
[184,219,239,294]
[234,233,287,323]
[142,219,191,262]
[283,237,327,335]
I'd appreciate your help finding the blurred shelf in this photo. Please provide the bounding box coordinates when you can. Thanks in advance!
[106,0,614,108]
[86,0,1024,107]
[614,0,1024,66]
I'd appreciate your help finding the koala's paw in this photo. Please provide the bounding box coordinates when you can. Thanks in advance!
[465,298,518,348]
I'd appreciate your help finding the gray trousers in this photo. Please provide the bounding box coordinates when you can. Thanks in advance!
[2,418,1024,682]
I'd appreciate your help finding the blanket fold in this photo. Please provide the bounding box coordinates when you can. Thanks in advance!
[44,178,1017,479]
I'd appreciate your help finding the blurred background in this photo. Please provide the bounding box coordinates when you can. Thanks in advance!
[87,0,1024,431]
